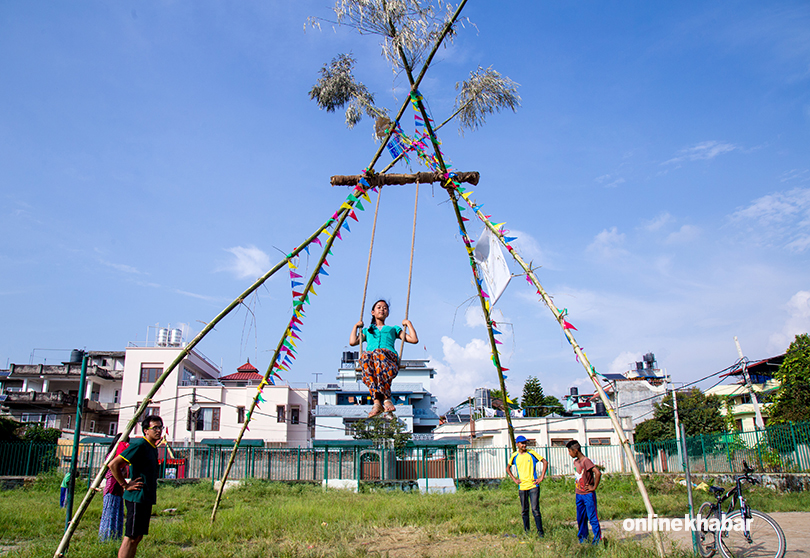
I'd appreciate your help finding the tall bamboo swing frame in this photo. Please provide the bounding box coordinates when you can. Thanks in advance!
[54,1,665,555]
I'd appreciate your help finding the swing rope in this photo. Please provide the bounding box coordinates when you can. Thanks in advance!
[399,179,419,360]
[356,182,419,364]
[357,187,384,364]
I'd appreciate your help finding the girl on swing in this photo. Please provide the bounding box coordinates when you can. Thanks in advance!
[349,299,418,418]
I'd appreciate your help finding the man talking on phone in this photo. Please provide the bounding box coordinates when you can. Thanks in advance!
[109,415,162,558]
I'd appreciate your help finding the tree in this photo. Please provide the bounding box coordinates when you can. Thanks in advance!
[634,418,673,444]
[541,395,564,416]
[769,333,810,424]
[0,417,21,442]
[351,416,412,455]
[21,424,62,444]
[308,1,520,136]
[633,388,724,443]
[489,388,518,411]
[521,376,544,417]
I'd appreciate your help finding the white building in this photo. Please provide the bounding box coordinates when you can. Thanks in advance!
[0,350,124,436]
[117,331,311,447]
[313,352,441,442]
[433,414,636,475]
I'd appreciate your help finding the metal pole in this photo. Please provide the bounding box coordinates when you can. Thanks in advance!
[64,353,88,532]
[734,337,765,429]
[669,373,683,469]
[682,424,698,555]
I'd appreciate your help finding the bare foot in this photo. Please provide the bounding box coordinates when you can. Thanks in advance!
[383,399,396,413]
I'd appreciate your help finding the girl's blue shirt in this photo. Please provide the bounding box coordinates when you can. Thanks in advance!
[363,324,402,352]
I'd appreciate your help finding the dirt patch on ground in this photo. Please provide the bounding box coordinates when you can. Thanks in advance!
[345,526,527,558]
[602,512,809,557]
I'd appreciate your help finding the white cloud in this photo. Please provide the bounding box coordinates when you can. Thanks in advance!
[663,141,738,165]
[595,174,625,188]
[431,336,501,411]
[779,169,809,183]
[767,291,810,353]
[464,306,507,329]
[508,229,546,264]
[665,224,700,244]
[220,245,271,279]
[99,259,142,275]
[586,227,628,260]
[728,187,810,251]
[641,212,674,231]
[607,351,643,374]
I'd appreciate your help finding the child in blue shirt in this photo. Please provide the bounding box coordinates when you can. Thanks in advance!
[349,299,418,417]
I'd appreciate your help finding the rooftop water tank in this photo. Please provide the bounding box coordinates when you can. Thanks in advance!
[69,349,85,363]
[169,328,183,347]
[156,328,169,347]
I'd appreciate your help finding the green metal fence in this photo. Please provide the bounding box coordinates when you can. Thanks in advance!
[2,421,808,482]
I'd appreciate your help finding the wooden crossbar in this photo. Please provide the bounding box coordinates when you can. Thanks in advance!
[330,171,479,187]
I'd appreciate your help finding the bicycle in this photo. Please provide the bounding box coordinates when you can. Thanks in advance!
[696,461,786,558]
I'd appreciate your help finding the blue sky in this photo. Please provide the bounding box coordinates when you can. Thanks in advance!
[1,1,809,412]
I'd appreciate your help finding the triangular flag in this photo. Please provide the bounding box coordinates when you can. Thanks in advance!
[342,221,350,232]
[349,211,358,222]
[356,201,365,211]
[563,321,577,331]
[313,237,322,246]
[313,275,321,285]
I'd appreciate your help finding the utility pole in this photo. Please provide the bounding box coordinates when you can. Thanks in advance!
[668,371,683,466]
[190,388,199,477]
[65,351,88,533]
[734,337,765,430]
[190,388,199,446]
[468,396,475,441]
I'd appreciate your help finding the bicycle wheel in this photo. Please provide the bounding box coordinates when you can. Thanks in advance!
[717,509,786,558]
[697,502,717,558]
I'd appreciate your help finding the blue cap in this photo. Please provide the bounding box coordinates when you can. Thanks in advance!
[515,435,528,443]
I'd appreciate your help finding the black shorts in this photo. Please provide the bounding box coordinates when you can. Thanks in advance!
[124,500,152,539]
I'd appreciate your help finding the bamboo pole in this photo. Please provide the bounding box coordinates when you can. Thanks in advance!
[52,215,344,558]
[455,189,667,557]
[394,39,518,450]
[209,3,472,522]
[387,9,663,551]
[211,200,353,522]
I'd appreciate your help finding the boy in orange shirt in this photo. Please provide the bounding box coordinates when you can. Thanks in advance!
[567,439,601,544]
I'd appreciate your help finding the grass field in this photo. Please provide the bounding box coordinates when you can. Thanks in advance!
[1,473,808,557]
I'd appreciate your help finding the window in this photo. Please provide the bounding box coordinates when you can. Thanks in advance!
[140,366,162,383]
[113,390,120,404]
[45,414,57,428]
[195,408,220,431]
[589,438,611,446]
[137,402,160,417]
[65,415,72,429]
[109,422,118,435]
[551,438,572,447]
[277,405,285,423]
[21,413,44,424]
[237,406,245,424]
[89,420,96,433]
[290,406,300,425]
[344,419,360,435]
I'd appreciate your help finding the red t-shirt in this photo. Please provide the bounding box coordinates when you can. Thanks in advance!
[574,456,596,495]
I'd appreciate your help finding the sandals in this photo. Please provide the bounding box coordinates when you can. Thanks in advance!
[383,399,396,413]
[368,401,384,418]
